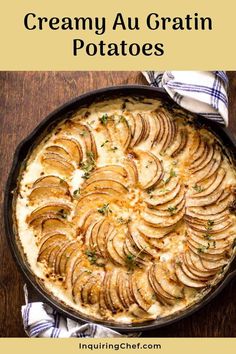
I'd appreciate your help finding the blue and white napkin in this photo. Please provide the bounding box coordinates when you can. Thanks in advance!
[22,302,124,338]
[21,71,229,338]
[143,71,228,125]
[21,285,138,338]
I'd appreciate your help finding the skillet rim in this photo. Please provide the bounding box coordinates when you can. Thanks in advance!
[4,84,236,333]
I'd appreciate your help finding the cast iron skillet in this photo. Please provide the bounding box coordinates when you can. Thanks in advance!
[4,85,236,333]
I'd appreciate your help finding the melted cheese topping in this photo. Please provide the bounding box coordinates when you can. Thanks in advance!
[15,97,236,324]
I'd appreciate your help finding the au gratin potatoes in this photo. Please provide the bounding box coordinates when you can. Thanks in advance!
[15,97,236,323]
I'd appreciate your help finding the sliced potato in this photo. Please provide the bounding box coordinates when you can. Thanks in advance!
[80,272,103,305]
[138,222,172,239]
[90,165,127,178]
[106,230,126,266]
[29,186,71,204]
[41,217,74,237]
[141,205,185,228]
[27,202,72,224]
[123,157,138,187]
[89,274,103,304]
[32,175,69,190]
[175,262,207,288]
[72,271,91,304]
[190,138,206,168]
[72,122,98,159]
[141,113,160,148]
[117,271,134,308]
[107,270,124,311]
[146,180,181,206]
[154,110,176,152]
[88,218,104,251]
[129,113,146,147]
[54,136,83,164]
[170,128,188,157]
[148,266,174,304]
[134,150,163,189]
[37,243,60,265]
[152,264,183,299]
[41,154,74,176]
[39,233,67,252]
[191,144,214,173]
[128,222,157,257]
[82,178,128,195]
[96,219,113,258]
[131,271,153,311]
[191,147,222,183]
[45,145,71,161]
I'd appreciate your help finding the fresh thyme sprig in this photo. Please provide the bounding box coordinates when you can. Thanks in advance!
[80,151,95,179]
[97,203,112,215]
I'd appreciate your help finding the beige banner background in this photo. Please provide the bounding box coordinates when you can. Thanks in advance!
[0,0,236,70]
[0,338,236,353]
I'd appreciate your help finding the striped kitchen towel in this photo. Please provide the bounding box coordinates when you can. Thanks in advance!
[143,71,228,125]
[21,285,139,338]
[21,302,124,337]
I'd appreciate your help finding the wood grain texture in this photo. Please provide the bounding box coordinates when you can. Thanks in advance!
[0,71,235,337]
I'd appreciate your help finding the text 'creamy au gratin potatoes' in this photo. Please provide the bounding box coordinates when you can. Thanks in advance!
[15,97,236,323]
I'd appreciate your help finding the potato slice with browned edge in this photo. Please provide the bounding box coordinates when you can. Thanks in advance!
[41,154,75,177]
[134,150,163,190]
[54,136,83,164]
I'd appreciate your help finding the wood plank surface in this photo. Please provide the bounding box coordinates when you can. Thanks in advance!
[0,71,235,337]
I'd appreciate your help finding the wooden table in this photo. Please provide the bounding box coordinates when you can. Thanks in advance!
[0,71,235,337]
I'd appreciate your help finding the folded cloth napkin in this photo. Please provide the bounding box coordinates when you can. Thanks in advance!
[22,302,124,338]
[21,285,139,338]
[142,71,228,125]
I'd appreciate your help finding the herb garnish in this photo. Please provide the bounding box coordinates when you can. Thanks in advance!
[81,172,90,180]
[193,184,204,193]
[97,203,112,215]
[110,146,118,152]
[80,130,87,137]
[207,220,214,226]
[125,246,146,271]
[85,250,97,265]
[84,269,92,274]
[164,168,177,184]
[167,206,177,215]
[101,140,109,147]
[159,188,170,193]
[147,187,154,195]
[58,209,67,219]
[87,120,95,127]
[206,220,214,230]
[80,151,95,179]
[125,254,136,270]
[99,114,108,125]
[197,242,210,253]
[118,116,127,124]
[117,216,131,224]
[145,160,153,168]
[204,233,211,240]
[73,189,80,197]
